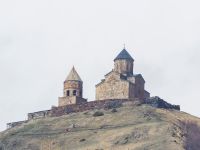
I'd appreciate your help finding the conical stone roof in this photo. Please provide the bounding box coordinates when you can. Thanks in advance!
[114,49,134,61]
[65,67,82,82]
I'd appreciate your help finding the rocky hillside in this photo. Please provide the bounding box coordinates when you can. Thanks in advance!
[0,103,200,150]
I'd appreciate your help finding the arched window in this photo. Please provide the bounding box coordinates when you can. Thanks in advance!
[73,90,76,96]
[67,90,70,96]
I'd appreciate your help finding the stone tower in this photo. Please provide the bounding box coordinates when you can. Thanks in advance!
[64,66,83,97]
[58,67,87,106]
[114,48,134,76]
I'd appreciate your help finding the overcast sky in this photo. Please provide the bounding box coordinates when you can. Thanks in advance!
[0,0,200,131]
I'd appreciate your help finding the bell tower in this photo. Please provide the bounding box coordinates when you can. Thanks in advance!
[114,48,134,76]
[58,66,87,106]
[63,66,83,98]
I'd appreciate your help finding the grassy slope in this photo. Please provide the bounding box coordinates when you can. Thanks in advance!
[0,104,200,150]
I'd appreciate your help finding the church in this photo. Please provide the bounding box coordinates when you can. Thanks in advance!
[8,48,182,129]
[96,48,150,101]
[58,48,150,107]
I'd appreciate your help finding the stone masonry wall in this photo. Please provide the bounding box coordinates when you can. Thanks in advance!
[28,110,51,120]
[63,80,82,97]
[7,120,28,129]
[96,81,129,100]
[58,96,77,106]
[51,99,129,117]
[27,99,129,121]
[58,96,87,106]
[129,82,135,99]
[7,98,180,129]
[114,59,133,75]
[133,76,145,100]
[96,72,130,100]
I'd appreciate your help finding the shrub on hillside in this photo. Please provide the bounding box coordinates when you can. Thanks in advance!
[111,108,117,113]
[105,101,122,109]
[93,111,104,117]
[181,121,200,150]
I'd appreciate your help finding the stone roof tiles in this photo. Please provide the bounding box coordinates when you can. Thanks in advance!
[114,48,134,61]
[65,66,82,82]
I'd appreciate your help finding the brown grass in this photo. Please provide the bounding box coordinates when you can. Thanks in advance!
[181,121,200,150]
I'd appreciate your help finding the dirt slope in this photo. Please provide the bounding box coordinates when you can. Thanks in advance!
[0,104,200,150]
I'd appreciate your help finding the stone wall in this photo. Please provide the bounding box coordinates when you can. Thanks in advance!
[58,96,77,106]
[144,90,150,99]
[114,59,133,75]
[129,82,135,99]
[134,75,145,100]
[63,80,82,97]
[7,97,180,129]
[7,100,128,129]
[51,99,129,117]
[58,96,87,106]
[7,120,28,129]
[96,81,129,100]
[96,72,130,100]
[28,110,51,120]
[76,97,87,104]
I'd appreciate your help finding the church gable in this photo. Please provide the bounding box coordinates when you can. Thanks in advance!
[95,79,130,100]
[105,71,122,83]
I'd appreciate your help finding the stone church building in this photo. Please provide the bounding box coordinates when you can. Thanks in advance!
[58,48,150,107]
[95,48,150,101]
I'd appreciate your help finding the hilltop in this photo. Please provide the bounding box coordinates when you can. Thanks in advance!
[1,103,200,150]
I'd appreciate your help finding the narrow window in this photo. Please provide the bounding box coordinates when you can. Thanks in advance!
[67,90,70,96]
[73,90,76,96]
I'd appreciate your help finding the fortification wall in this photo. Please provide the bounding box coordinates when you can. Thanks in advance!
[28,110,51,120]
[28,99,132,119]
[7,120,28,129]
[7,99,131,129]
[51,99,129,117]
[6,98,180,129]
